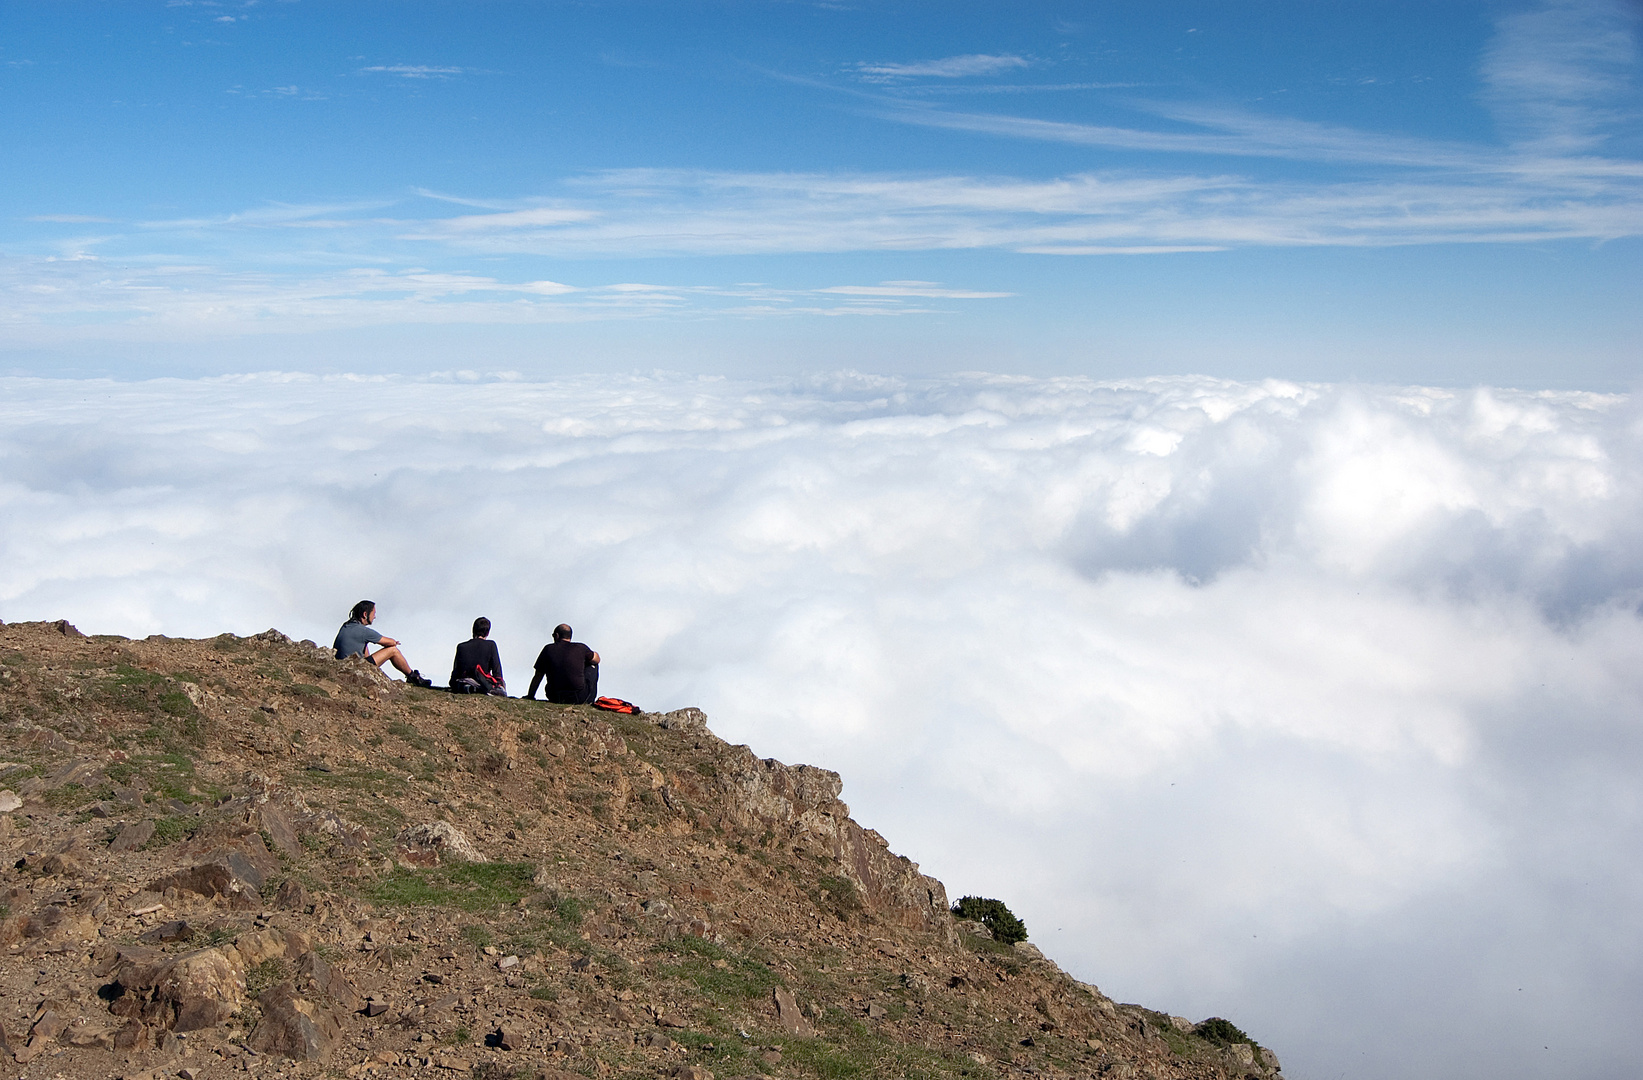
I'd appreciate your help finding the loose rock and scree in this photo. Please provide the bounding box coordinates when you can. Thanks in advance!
[0,619,1282,1080]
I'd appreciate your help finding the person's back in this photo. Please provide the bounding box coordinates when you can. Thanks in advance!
[451,617,505,695]
[528,623,600,704]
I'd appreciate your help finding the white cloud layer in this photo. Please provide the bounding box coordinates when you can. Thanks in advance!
[2,372,1641,1079]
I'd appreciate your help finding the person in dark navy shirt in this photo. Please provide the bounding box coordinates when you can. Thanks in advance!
[451,616,506,695]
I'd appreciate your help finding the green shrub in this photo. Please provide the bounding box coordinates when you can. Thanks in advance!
[951,896,1028,944]
[1194,1017,1251,1046]
[813,874,864,922]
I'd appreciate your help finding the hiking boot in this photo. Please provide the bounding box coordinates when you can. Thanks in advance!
[409,670,433,688]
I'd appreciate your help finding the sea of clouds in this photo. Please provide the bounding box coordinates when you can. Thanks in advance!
[2,371,1640,1079]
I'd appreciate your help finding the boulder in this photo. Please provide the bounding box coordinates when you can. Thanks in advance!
[149,832,273,907]
[672,1067,715,1080]
[138,920,194,945]
[46,756,105,788]
[38,839,89,876]
[110,819,156,852]
[295,949,361,1010]
[652,708,708,734]
[112,1019,149,1053]
[179,822,280,873]
[109,945,247,1032]
[30,1006,70,1041]
[233,927,308,967]
[149,857,263,907]
[63,1023,115,1050]
[394,821,483,866]
[773,986,813,1037]
[157,947,249,1030]
[248,980,344,1061]
[0,791,20,813]
[14,1034,50,1064]
[273,878,310,911]
[252,801,302,857]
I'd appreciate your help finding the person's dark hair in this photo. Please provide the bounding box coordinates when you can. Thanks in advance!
[473,617,491,638]
[349,600,376,623]
[553,623,572,641]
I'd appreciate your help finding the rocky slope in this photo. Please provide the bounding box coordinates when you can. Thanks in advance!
[0,619,1282,1080]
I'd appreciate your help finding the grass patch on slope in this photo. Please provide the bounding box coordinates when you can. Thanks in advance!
[366,861,537,912]
[657,934,781,1003]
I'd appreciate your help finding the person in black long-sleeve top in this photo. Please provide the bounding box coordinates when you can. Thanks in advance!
[451,617,506,695]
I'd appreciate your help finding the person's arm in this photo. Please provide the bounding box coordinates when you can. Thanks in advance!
[490,642,503,685]
[590,651,601,665]
[526,671,544,699]
[376,635,398,648]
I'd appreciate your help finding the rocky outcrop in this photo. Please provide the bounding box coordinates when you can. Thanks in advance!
[149,825,278,909]
[691,736,951,935]
[248,980,345,1061]
[394,820,483,865]
[103,944,247,1032]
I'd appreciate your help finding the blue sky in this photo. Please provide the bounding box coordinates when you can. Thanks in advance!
[3,1,1642,383]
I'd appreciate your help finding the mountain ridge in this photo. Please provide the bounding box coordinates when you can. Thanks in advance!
[0,618,1282,1080]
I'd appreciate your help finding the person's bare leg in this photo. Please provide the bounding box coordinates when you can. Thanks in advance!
[367,645,415,677]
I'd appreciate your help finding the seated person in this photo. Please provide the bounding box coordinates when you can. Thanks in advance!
[333,600,432,687]
[451,616,506,695]
[527,623,600,704]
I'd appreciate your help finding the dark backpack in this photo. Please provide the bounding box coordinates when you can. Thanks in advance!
[472,665,506,696]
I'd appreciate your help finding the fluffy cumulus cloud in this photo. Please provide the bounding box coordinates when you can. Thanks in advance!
[2,373,1642,1078]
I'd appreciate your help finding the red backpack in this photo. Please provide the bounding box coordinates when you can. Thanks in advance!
[593,696,639,714]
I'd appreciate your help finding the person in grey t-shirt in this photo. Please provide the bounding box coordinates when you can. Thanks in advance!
[333,600,432,687]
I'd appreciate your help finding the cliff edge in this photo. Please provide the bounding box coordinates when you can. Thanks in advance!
[0,620,1281,1080]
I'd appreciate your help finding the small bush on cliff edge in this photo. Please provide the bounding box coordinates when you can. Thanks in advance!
[951,895,1028,944]
[1194,1017,1251,1046]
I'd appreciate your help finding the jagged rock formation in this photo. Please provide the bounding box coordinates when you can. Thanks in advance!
[0,619,1281,1079]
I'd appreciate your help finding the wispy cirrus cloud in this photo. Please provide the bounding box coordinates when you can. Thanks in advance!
[26,214,115,224]
[0,252,1004,341]
[1482,0,1639,153]
[429,206,601,232]
[854,53,1031,83]
[817,280,1014,298]
[135,199,392,230]
[401,166,1643,256]
[359,64,467,79]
